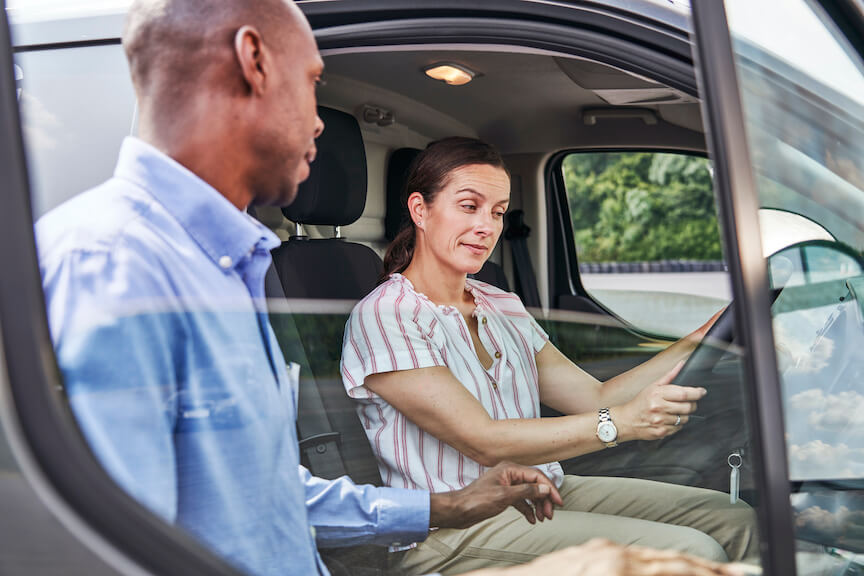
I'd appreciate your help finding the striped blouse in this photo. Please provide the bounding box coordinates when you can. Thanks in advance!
[341,273,564,493]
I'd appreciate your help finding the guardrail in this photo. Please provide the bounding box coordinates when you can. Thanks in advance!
[578,260,727,274]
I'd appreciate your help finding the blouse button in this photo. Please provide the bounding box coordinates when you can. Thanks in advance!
[492,382,498,390]
[494,351,501,359]
[481,317,488,325]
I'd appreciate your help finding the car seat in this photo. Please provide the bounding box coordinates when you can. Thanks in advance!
[268,107,390,574]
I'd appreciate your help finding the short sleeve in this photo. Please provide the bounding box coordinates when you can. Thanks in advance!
[528,314,550,353]
[341,282,445,397]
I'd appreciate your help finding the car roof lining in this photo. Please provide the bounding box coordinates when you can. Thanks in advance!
[317,45,706,155]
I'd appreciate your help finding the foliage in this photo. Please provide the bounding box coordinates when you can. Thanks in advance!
[563,152,723,262]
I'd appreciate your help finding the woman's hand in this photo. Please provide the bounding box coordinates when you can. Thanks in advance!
[614,362,706,442]
[689,306,727,342]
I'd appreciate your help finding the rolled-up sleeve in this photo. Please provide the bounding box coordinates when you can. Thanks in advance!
[301,466,429,548]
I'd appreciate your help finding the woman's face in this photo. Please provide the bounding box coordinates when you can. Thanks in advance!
[415,163,510,275]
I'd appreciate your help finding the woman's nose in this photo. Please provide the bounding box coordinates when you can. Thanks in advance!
[474,213,496,236]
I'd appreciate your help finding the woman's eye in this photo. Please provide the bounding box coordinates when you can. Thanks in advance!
[494,211,505,218]
[460,204,476,211]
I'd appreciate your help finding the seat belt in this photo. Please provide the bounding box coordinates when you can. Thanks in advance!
[504,210,542,308]
[264,264,347,479]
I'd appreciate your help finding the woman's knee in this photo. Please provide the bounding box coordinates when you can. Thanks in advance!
[677,528,728,563]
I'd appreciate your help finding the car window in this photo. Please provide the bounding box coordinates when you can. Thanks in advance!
[11,10,770,576]
[724,0,864,568]
[15,44,135,218]
[561,151,730,337]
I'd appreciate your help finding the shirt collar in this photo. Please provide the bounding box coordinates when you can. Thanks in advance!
[113,137,280,270]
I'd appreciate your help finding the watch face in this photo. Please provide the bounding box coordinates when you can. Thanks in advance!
[598,421,617,443]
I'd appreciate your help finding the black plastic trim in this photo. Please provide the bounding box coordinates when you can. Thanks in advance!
[0,4,244,576]
[817,0,864,58]
[691,2,797,575]
[12,38,121,53]
[300,0,692,52]
[316,17,697,96]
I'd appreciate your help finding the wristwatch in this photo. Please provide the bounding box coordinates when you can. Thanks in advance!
[597,408,618,448]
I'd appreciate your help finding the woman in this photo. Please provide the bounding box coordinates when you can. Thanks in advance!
[340,137,756,576]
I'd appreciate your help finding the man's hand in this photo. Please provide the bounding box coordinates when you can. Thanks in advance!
[470,539,756,576]
[429,461,563,530]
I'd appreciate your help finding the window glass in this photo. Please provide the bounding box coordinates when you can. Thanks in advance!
[725,0,864,569]
[15,44,135,218]
[562,151,730,337]
[17,33,765,576]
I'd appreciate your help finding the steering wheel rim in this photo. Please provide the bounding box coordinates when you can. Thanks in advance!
[670,302,736,387]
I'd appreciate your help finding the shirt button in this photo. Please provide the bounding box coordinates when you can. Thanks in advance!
[492,382,498,390]
[494,351,501,359]
[218,255,233,269]
[481,317,488,325]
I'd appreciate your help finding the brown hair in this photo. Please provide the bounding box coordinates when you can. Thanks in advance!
[382,137,509,278]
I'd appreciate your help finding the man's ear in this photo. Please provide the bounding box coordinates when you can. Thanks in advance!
[234,25,267,96]
[407,192,426,228]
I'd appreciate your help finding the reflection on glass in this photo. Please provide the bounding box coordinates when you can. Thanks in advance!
[15,45,135,218]
[725,0,864,570]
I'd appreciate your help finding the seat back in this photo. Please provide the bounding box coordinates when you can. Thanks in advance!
[268,107,387,571]
[270,107,383,487]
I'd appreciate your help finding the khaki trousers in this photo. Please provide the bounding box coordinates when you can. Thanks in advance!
[392,475,758,576]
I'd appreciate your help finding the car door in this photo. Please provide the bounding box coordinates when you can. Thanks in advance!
[691,0,864,574]
[0,2,247,575]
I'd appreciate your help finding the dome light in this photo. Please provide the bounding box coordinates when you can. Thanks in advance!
[424,63,476,86]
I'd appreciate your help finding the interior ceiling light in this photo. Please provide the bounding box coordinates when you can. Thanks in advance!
[424,63,476,86]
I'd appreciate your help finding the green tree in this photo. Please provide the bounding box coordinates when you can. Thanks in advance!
[563,152,722,262]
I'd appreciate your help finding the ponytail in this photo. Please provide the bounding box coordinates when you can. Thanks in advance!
[380,137,508,282]
[382,224,415,280]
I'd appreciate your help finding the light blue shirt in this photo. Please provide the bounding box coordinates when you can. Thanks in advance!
[36,137,430,576]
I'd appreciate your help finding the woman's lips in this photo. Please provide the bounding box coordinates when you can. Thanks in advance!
[462,243,488,255]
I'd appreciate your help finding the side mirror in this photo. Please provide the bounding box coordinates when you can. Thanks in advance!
[767,239,864,290]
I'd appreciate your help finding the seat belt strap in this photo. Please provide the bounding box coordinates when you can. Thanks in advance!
[505,210,541,308]
[264,264,347,479]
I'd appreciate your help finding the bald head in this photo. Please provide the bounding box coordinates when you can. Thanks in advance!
[122,0,324,210]
[123,0,303,104]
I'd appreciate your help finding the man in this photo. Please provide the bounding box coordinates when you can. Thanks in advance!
[35,1,748,575]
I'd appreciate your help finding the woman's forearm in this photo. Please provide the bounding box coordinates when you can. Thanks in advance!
[596,334,698,408]
[466,409,632,466]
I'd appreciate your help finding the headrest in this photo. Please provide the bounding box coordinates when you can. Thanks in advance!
[282,107,367,226]
[385,147,421,241]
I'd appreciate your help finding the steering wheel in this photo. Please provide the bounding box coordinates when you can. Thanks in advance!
[670,302,737,388]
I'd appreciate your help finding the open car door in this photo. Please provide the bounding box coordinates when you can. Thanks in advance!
[692,1,864,575]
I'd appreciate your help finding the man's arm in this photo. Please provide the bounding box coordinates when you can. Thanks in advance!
[303,461,562,548]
